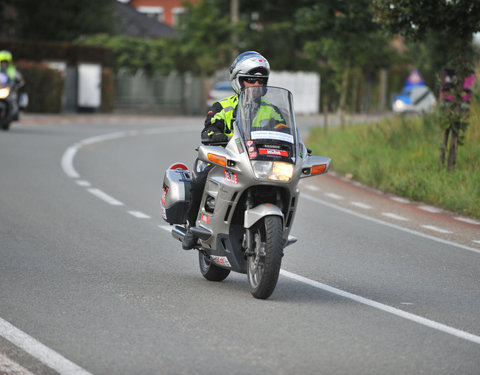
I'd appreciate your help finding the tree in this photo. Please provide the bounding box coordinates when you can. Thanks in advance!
[14,0,114,42]
[373,0,480,171]
[295,0,393,126]
[224,0,317,71]
[174,0,233,76]
[78,34,174,75]
[0,0,17,39]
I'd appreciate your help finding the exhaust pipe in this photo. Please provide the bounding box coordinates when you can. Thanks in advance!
[172,225,186,242]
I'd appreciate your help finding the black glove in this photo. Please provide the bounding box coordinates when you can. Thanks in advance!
[201,129,228,144]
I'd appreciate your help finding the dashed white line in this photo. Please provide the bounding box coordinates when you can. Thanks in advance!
[350,201,372,210]
[419,205,443,213]
[325,192,343,200]
[280,270,480,345]
[128,210,151,219]
[390,197,410,204]
[87,188,124,206]
[61,146,80,179]
[305,185,320,192]
[303,194,480,255]
[381,212,409,221]
[76,180,91,187]
[159,225,172,232]
[455,217,480,225]
[421,225,452,234]
[473,240,480,244]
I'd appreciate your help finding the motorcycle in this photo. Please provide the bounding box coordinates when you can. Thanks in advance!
[161,86,331,299]
[0,72,26,131]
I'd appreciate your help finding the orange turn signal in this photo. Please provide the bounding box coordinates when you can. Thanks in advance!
[208,153,227,167]
[311,164,327,175]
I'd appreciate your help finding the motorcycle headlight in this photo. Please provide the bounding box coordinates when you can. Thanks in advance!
[252,161,293,182]
[0,87,10,99]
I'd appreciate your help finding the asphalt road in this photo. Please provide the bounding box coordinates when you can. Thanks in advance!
[0,115,479,375]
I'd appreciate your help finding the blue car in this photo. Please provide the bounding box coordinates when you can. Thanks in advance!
[392,69,436,113]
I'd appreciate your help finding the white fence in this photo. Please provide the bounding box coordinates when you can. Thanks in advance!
[269,71,320,114]
[113,70,320,115]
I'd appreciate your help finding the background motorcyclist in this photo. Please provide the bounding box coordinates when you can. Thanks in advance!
[182,51,271,250]
[0,50,24,88]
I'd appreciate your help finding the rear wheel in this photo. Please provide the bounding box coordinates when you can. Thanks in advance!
[1,121,10,131]
[199,252,230,281]
[247,215,283,299]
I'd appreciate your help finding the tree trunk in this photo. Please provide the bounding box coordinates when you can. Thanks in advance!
[447,126,458,171]
[379,69,388,113]
[439,127,450,169]
[323,97,328,136]
[338,63,350,129]
[351,69,359,113]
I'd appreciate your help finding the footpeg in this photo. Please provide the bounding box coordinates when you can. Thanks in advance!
[285,235,297,248]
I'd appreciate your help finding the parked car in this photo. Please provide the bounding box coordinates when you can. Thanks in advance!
[392,68,436,114]
[206,81,234,107]
[392,85,436,113]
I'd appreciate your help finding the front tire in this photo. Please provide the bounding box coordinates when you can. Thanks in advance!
[199,252,230,281]
[247,215,283,299]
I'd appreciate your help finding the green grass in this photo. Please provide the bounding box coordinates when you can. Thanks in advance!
[307,108,480,219]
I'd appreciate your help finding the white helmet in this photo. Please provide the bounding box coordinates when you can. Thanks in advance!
[229,51,270,93]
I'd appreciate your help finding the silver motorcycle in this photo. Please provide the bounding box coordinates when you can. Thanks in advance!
[161,86,330,299]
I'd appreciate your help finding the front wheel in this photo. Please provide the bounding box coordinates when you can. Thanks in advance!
[199,252,230,281]
[247,215,283,299]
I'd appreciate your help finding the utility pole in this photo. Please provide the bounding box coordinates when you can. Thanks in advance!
[231,0,239,59]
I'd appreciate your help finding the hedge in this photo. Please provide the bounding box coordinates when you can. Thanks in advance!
[16,61,64,113]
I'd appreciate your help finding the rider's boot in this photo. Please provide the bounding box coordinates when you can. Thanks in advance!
[182,228,198,250]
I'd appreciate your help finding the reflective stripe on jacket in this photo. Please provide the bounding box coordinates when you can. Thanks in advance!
[206,94,239,137]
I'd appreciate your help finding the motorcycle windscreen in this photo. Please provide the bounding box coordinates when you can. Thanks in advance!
[236,86,297,162]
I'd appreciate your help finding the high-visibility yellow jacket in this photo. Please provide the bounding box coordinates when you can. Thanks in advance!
[203,93,285,142]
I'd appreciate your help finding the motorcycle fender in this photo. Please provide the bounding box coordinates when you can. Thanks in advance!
[244,204,283,228]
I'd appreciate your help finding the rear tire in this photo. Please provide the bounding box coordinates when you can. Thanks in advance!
[1,121,10,131]
[247,215,283,299]
[199,252,230,281]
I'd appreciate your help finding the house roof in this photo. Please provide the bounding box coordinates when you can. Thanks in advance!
[115,2,178,39]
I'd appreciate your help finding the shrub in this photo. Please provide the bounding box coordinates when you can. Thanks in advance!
[101,68,114,113]
[16,60,64,113]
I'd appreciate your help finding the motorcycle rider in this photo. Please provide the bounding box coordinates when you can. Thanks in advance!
[183,51,282,250]
[0,50,24,87]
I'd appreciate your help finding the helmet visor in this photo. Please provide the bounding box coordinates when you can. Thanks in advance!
[240,76,268,85]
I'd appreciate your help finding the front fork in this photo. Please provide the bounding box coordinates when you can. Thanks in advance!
[244,190,255,256]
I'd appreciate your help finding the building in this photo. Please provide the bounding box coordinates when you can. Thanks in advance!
[115,1,178,38]
[117,0,199,27]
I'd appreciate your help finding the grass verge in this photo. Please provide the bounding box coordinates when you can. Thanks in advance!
[307,108,480,219]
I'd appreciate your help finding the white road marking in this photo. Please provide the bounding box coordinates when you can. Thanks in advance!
[302,194,480,255]
[0,352,35,375]
[455,217,480,225]
[381,212,409,221]
[305,185,320,192]
[421,225,452,234]
[159,225,172,232]
[419,205,443,213]
[0,317,94,375]
[325,192,343,200]
[127,211,151,219]
[76,180,91,187]
[61,146,80,178]
[87,188,123,206]
[280,269,480,345]
[350,201,372,210]
[390,197,410,204]
[473,240,480,244]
